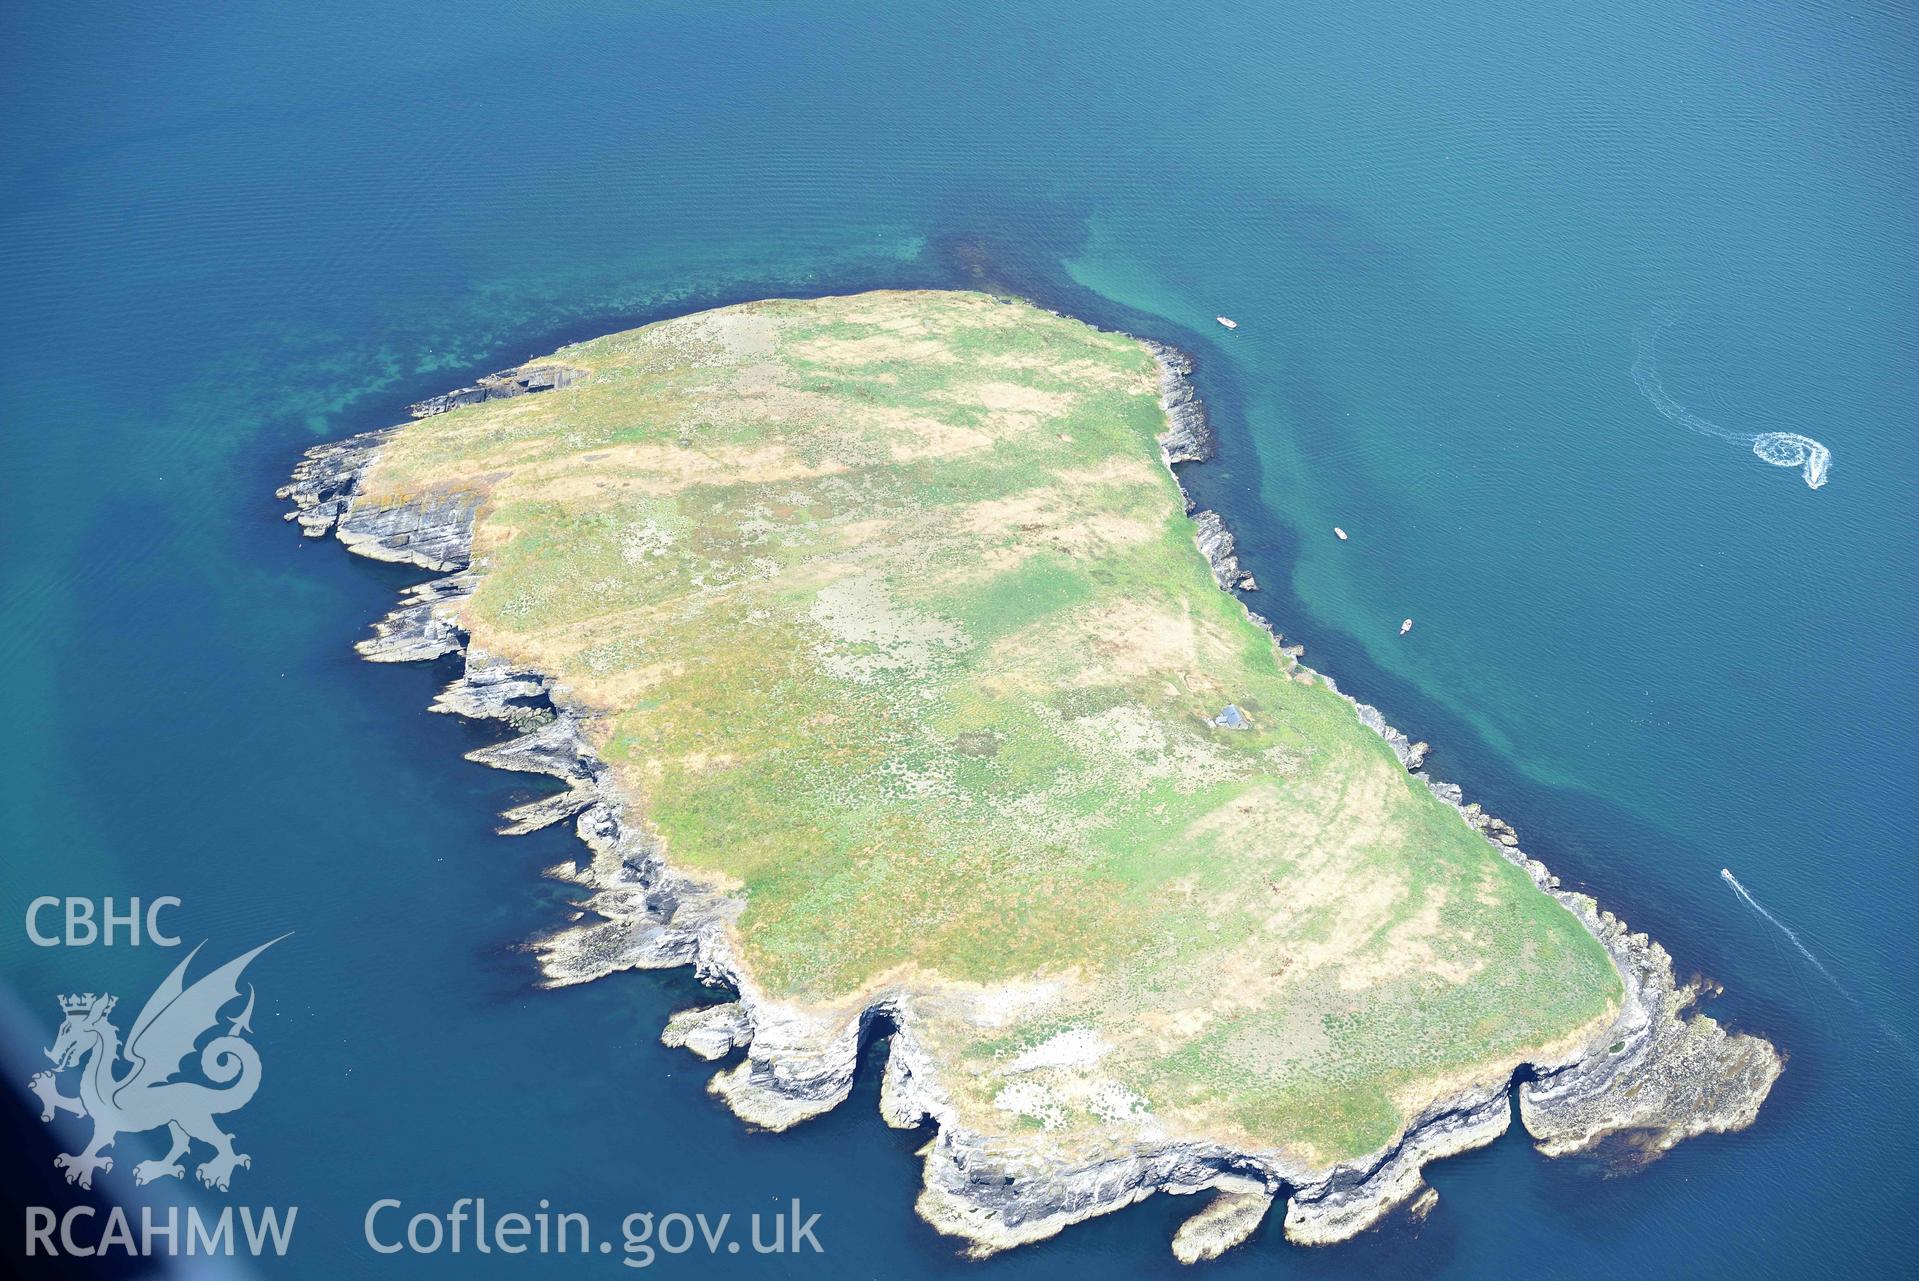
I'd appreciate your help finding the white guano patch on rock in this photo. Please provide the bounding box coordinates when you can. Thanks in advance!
[1006,1027,1111,1073]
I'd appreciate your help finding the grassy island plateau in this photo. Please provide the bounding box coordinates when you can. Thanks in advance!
[282,291,1780,1259]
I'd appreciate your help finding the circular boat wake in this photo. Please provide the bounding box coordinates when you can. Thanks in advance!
[1631,312,1830,489]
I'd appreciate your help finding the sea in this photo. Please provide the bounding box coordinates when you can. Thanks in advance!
[2,2,1914,1277]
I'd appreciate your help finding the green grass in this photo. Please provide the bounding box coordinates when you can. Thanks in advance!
[364,290,1621,1164]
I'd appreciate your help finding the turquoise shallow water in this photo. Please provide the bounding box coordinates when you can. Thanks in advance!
[3,1,1915,1276]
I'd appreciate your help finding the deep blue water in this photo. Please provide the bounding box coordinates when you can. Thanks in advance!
[3,1,1915,1276]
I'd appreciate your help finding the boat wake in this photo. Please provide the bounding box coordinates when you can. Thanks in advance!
[1632,312,1830,488]
[1721,868,1840,987]
[1722,868,1918,1074]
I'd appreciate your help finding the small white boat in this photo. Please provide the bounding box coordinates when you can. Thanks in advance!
[1216,316,1238,329]
[1399,618,1414,635]
[1334,527,1348,541]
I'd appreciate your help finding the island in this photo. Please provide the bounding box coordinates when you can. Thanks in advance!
[281,290,1780,1260]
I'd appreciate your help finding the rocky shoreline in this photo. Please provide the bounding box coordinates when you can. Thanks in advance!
[280,325,1779,1262]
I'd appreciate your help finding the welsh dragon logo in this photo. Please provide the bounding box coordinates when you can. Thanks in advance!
[28,936,284,1192]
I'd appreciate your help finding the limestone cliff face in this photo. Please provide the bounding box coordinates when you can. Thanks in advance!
[280,333,1778,1262]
